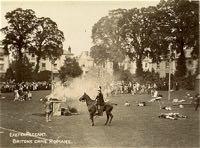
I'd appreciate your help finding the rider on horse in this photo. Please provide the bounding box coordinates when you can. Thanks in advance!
[95,86,105,116]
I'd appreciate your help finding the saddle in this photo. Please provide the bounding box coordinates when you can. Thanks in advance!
[95,104,104,116]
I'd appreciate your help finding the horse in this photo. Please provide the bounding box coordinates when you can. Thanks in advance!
[79,92,117,126]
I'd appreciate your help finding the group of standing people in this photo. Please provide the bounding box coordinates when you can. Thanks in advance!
[14,89,32,101]
[1,81,51,93]
[109,81,158,96]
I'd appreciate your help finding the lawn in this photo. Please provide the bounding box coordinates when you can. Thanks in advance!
[0,90,199,147]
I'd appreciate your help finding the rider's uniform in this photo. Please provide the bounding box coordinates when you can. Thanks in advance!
[95,89,105,115]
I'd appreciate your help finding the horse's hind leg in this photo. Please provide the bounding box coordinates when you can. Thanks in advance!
[90,114,94,126]
[108,112,113,125]
[105,113,109,125]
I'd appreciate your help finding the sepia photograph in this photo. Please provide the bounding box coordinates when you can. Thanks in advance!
[0,0,199,147]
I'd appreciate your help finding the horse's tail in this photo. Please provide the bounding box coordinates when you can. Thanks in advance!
[110,103,117,106]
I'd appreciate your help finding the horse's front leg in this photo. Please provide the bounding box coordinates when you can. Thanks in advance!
[90,114,94,126]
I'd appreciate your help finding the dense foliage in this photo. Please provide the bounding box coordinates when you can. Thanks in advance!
[1,8,64,82]
[91,0,199,78]
[59,57,83,82]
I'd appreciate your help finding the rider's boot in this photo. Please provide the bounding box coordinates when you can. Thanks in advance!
[98,108,103,116]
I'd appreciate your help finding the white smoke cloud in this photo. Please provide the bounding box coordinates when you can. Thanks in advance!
[49,67,115,101]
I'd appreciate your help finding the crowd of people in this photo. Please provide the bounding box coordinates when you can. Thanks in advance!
[0,81,52,101]
[107,81,158,96]
[0,81,52,93]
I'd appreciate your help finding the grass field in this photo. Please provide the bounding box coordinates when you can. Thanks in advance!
[0,90,199,148]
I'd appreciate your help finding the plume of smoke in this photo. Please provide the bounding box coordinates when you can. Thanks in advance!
[49,67,115,101]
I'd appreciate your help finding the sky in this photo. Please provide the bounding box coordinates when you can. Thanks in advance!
[0,0,159,56]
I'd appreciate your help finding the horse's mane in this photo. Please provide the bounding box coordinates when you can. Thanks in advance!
[84,93,95,101]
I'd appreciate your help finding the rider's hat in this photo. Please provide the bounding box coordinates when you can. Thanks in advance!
[98,86,101,91]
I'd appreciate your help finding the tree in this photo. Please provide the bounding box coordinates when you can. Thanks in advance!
[91,9,127,70]
[175,51,187,77]
[59,57,83,82]
[143,69,160,83]
[118,7,159,76]
[29,17,65,73]
[5,56,34,82]
[90,45,110,64]
[1,8,37,82]
[156,0,199,77]
[145,6,172,63]
[33,70,51,82]
[4,67,15,81]
[119,69,133,83]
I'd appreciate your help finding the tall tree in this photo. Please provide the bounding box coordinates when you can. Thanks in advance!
[118,7,159,76]
[1,8,37,82]
[29,17,65,73]
[156,0,199,77]
[91,9,127,71]
[145,6,172,63]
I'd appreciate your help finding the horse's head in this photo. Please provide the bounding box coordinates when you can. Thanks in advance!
[79,92,88,102]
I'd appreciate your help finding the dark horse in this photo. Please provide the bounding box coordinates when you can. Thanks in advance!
[79,92,117,126]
